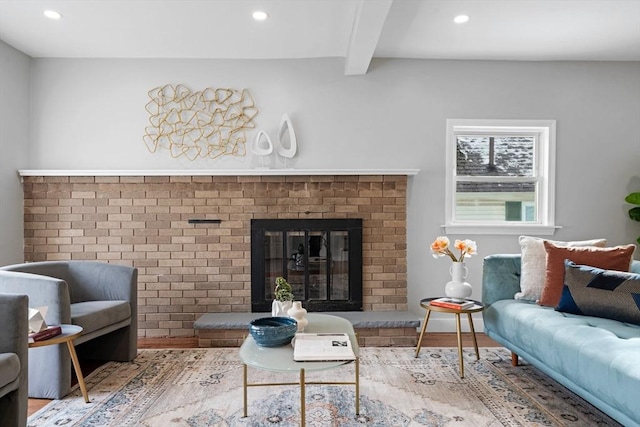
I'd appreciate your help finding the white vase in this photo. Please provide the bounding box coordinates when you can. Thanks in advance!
[276,113,297,168]
[251,130,274,169]
[271,300,292,317]
[445,262,473,301]
[287,301,308,332]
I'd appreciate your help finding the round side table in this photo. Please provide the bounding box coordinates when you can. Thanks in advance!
[29,324,89,402]
[414,297,485,378]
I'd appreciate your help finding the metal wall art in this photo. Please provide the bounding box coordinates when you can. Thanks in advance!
[143,84,258,161]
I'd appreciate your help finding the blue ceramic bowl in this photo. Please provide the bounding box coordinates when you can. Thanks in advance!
[249,316,298,347]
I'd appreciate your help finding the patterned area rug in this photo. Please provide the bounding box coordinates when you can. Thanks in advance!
[28,347,620,426]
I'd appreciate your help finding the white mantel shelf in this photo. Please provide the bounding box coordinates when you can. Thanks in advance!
[18,169,420,177]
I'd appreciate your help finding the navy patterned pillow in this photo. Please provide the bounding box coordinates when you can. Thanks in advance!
[556,261,640,325]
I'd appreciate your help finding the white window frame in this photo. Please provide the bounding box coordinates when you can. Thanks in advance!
[444,119,559,235]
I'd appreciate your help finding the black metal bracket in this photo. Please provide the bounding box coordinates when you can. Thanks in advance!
[188,219,221,224]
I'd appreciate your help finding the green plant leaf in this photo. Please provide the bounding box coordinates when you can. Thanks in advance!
[629,207,640,221]
[625,192,640,205]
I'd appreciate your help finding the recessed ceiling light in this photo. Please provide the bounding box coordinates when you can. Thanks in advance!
[252,11,268,21]
[454,15,469,24]
[43,10,63,20]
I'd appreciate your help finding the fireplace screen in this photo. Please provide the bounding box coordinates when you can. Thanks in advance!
[251,219,363,312]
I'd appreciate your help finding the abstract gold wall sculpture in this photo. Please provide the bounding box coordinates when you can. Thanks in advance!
[143,85,258,160]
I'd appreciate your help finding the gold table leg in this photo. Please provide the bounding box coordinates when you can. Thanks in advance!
[300,368,305,427]
[467,312,480,360]
[243,364,248,417]
[66,341,89,403]
[455,313,464,378]
[355,358,360,415]
[414,309,431,358]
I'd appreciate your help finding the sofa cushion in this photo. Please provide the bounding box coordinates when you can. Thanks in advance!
[556,261,640,325]
[539,242,635,306]
[0,353,20,391]
[516,236,607,302]
[71,300,131,335]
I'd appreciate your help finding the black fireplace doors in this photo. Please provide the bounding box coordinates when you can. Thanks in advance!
[251,219,363,312]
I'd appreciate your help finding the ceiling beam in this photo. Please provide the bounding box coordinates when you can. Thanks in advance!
[344,0,394,76]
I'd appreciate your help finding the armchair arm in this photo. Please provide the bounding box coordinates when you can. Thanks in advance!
[481,254,522,307]
[0,271,71,325]
[0,293,28,427]
[67,261,137,303]
[1,261,137,304]
[0,293,28,355]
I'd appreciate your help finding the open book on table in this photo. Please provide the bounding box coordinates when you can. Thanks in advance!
[293,332,356,362]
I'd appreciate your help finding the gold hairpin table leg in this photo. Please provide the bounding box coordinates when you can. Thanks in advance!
[243,364,248,417]
[66,341,89,403]
[467,312,480,360]
[455,313,464,378]
[300,368,305,427]
[355,357,360,415]
[414,309,431,358]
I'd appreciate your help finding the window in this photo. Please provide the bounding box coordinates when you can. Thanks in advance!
[444,119,557,235]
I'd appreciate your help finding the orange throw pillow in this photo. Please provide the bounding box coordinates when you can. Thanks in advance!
[539,241,636,306]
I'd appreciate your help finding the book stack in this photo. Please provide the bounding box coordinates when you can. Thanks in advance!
[28,325,62,343]
[430,298,475,310]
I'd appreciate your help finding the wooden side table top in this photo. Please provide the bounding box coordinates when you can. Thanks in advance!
[28,324,83,348]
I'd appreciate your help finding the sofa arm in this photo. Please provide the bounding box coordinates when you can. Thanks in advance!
[0,271,71,325]
[631,260,640,274]
[481,254,522,307]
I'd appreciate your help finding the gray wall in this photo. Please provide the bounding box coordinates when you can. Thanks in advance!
[0,41,30,265]
[6,54,640,327]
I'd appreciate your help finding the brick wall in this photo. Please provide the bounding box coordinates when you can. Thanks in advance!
[21,174,408,337]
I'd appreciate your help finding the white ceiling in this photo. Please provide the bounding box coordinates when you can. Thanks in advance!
[1,0,639,75]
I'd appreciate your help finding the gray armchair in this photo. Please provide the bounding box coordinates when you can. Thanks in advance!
[0,261,137,399]
[0,293,28,427]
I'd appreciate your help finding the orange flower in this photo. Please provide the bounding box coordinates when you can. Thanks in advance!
[431,236,450,252]
[431,236,477,262]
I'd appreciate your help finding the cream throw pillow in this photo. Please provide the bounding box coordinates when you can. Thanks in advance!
[516,236,607,301]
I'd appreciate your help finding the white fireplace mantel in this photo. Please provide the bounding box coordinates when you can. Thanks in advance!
[18,168,420,177]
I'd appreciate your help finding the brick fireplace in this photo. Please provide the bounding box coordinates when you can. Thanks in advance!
[20,172,409,338]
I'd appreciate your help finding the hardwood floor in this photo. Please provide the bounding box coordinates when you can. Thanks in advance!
[28,333,501,416]
[417,332,499,348]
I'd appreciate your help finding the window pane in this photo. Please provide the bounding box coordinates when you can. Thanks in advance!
[505,201,522,221]
[455,182,537,222]
[457,136,534,177]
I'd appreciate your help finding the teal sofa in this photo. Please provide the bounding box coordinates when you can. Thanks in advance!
[482,255,640,427]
